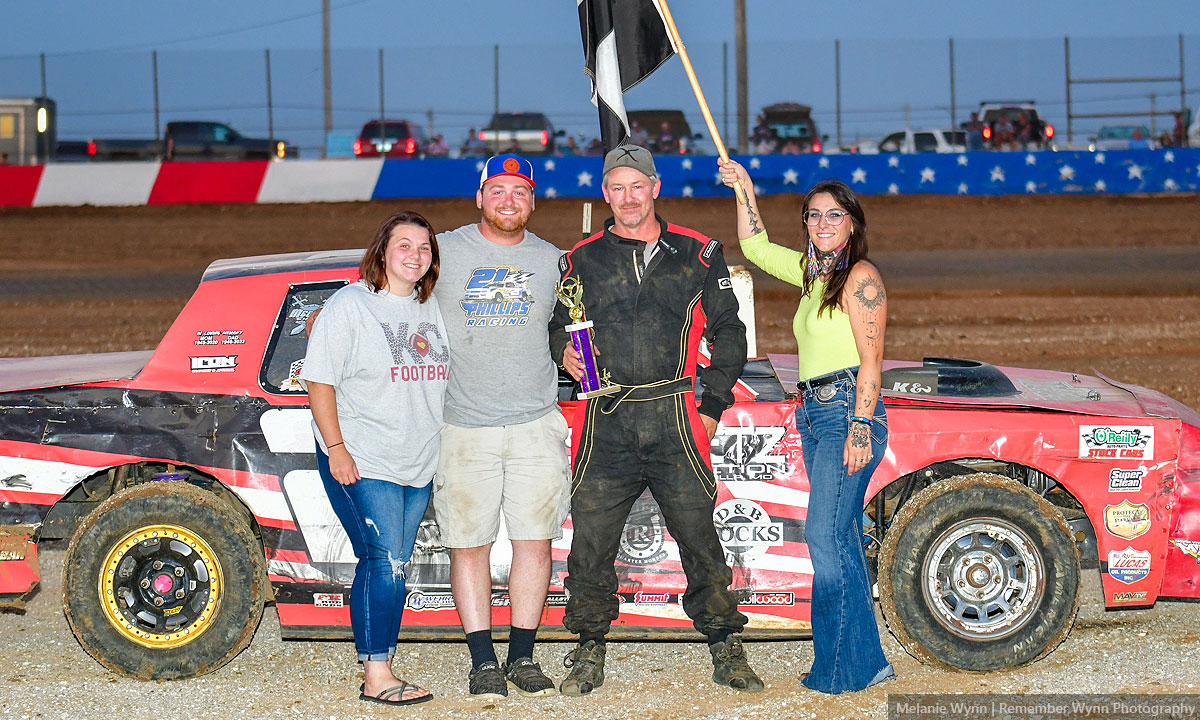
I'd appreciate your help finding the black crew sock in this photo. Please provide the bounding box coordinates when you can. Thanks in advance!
[507,625,538,663]
[707,629,733,647]
[466,630,497,670]
[578,631,607,647]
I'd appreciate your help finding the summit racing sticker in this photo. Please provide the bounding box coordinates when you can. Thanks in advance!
[1104,500,1151,540]
[460,267,535,327]
[714,499,783,565]
[1107,547,1151,584]
[710,426,787,483]
[1170,538,1200,564]
[1079,425,1154,460]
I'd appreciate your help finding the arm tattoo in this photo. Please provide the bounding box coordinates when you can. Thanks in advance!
[853,275,886,310]
[850,423,870,449]
[745,199,763,235]
[863,320,881,347]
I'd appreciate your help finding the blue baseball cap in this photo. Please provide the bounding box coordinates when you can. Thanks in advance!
[479,153,536,189]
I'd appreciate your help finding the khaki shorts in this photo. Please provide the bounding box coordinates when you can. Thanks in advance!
[433,411,570,547]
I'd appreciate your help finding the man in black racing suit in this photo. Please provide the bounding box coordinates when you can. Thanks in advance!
[551,144,763,695]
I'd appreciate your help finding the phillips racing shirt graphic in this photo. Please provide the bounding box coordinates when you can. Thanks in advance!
[460,266,536,327]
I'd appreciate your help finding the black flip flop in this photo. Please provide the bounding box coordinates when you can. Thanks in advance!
[359,681,434,706]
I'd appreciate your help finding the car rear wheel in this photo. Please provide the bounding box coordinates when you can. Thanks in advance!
[877,472,1080,671]
[63,480,267,680]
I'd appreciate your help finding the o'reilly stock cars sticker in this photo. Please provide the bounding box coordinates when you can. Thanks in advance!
[1079,425,1154,460]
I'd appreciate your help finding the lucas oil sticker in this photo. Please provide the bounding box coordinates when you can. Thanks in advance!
[1107,547,1150,584]
[1079,425,1154,460]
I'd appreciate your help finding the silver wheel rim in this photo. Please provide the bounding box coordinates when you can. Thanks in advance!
[921,517,1045,640]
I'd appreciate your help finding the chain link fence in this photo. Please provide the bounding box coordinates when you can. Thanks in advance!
[1,34,1196,159]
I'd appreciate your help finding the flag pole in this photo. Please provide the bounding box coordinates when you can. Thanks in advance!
[655,0,746,203]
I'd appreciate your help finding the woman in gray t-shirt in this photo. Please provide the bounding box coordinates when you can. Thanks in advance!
[300,211,449,707]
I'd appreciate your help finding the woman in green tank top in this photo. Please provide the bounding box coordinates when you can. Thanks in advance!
[718,159,894,694]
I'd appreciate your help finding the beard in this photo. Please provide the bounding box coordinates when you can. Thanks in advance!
[482,204,530,235]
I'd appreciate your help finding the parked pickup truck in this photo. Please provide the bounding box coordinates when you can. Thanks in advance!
[86,121,297,161]
[478,112,562,155]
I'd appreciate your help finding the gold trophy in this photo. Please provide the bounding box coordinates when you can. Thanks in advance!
[555,277,618,398]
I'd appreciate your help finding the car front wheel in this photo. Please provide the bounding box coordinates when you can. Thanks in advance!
[63,480,267,680]
[877,472,1080,671]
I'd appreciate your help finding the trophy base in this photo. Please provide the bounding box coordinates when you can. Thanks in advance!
[578,384,620,399]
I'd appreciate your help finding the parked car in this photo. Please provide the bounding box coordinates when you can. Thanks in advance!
[626,109,714,155]
[976,101,1055,150]
[756,102,824,154]
[352,119,427,159]
[478,112,561,155]
[858,129,967,155]
[1089,125,1158,151]
[1,250,1198,680]
[86,121,297,161]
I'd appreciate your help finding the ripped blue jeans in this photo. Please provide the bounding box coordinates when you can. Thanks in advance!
[317,447,431,661]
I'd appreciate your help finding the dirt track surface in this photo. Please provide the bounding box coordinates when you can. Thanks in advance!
[1,194,1199,718]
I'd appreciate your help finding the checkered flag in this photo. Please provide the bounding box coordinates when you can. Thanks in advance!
[578,0,678,153]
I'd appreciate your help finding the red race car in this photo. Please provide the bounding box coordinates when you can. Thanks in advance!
[0,250,1196,679]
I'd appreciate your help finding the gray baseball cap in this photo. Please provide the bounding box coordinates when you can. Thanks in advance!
[602,144,657,180]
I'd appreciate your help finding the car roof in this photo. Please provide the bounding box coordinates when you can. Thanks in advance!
[202,249,362,282]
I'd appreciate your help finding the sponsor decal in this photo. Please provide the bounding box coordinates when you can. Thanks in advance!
[313,592,344,608]
[190,355,237,373]
[460,267,535,327]
[717,277,733,290]
[1079,425,1154,460]
[1104,500,1151,540]
[491,592,569,608]
[739,591,796,607]
[1106,547,1151,584]
[1170,538,1200,564]
[1111,590,1148,603]
[287,297,325,336]
[701,239,719,261]
[714,499,784,566]
[889,381,934,394]
[630,591,674,605]
[1108,468,1145,493]
[279,359,305,392]
[405,592,456,611]
[710,426,788,483]
[617,499,668,567]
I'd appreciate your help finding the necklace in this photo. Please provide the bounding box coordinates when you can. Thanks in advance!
[806,240,848,281]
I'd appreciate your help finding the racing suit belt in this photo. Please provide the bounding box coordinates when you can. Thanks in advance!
[599,376,693,414]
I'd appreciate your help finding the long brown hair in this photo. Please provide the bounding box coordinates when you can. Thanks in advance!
[800,180,869,317]
[360,211,440,302]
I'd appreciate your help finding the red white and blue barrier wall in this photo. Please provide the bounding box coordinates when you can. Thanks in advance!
[1,149,1196,207]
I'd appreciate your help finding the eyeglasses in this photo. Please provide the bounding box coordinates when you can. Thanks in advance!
[803,209,850,227]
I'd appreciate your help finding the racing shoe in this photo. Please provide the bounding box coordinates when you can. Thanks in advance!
[559,640,606,696]
[709,634,764,692]
[468,660,509,700]
[504,656,556,697]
